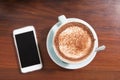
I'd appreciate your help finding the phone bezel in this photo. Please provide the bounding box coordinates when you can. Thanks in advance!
[13,26,42,73]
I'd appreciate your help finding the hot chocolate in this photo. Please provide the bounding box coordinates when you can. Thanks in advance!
[53,22,95,63]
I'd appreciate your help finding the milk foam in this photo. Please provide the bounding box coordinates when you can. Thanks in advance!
[58,26,92,59]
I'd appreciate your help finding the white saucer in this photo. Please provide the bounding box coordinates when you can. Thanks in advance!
[46,18,97,69]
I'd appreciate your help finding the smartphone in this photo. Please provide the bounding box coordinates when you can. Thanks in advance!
[13,26,42,73]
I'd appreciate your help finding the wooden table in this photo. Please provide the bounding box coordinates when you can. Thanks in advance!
[0,0,120,80]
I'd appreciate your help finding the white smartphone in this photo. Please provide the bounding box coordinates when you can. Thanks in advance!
[13,26,42,73]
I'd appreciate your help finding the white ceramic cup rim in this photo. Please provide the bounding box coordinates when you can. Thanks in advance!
[53,15,98,64]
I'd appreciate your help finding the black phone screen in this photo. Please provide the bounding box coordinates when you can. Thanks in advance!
[15,31,40,68]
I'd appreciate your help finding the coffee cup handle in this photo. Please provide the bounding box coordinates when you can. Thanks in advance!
[58,15,67,24]
[96,45,106,52]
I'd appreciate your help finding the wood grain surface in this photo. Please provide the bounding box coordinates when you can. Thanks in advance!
[0,0,120,80]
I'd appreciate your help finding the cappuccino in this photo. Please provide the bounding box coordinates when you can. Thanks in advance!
[53,22,95,63]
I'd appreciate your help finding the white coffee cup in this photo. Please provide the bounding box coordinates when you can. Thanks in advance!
[53,15,106,64]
